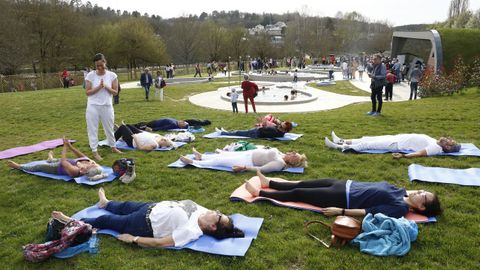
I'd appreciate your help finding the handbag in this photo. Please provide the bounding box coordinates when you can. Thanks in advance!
[304,216,361,248]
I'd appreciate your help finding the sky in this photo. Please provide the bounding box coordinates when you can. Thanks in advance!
[86,0,480,26]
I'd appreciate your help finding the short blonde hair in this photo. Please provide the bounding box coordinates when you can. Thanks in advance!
[287,153,308,168]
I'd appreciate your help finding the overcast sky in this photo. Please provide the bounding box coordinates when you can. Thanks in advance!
[86,0,480,26]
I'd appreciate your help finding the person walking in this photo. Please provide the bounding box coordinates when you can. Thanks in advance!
[385,70,396,101]
[84,53,122,161]
[367,54,386,116]
[140,68,153,101]
[194,64,202,77]
[409,65,422,100]
[62,69,70,88]
[114,82,121,105]
[241,74,258,113]
[154,71,165,101]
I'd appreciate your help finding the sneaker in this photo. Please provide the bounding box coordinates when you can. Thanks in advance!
[372,112,382,116]
[325,137,342,150]
[215,127,222,133]
[331,131,344,144]
[366,111,375,115]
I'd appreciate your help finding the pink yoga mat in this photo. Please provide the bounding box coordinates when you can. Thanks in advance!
[230,177,435,223]
[0,139,76,159]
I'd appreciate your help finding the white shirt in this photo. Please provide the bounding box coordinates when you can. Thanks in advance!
[394,134,443,156]
[231,92,239,102]
[149,200,208,247]
[85,70,117,106]
[132,132,160,149]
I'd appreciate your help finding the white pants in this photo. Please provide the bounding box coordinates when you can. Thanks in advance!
[193,151,254,168]
[350,135,399,152]
[86,104,115,152]
[155,87,164,101]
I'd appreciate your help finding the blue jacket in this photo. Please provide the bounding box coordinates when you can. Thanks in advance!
[140,73,153,87]
[351,213,418,256]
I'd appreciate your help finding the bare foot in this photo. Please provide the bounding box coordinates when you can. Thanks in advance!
[6,160,21,169]
[92,152,103,161]
[97,187,109,208]
[256,170,270,188]
[111,147,123,154]
[192,147,202,160]
[51,211,71,223]
[180,156,193,165]
[245,181,260,196]
[47,151,55,163]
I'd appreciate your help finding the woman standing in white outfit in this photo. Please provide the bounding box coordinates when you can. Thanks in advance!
[85,53,122,161]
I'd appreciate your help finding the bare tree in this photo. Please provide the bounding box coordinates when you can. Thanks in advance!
[449,0,470,19]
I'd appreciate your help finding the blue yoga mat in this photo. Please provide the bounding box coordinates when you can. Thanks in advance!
[72,206,263,257]
[18,161,116,185]
[203,132,303,141]
[99,140,186,151]
[408,164,480,186]
[344,143,480,156]
[167,127,205,133]
[168,154,304,174]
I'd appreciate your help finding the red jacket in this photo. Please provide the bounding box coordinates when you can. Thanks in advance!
[386,73,396,83]
[241,81,258,96]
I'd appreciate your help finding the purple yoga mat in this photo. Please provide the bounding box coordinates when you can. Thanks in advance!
[0,139,76,159]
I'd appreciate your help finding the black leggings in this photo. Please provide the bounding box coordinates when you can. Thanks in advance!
[114,124,143,147]
[371,87,383,113]
[259,179,347,208]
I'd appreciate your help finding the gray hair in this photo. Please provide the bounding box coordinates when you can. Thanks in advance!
[243,74,249,80]
[86,166,103,177]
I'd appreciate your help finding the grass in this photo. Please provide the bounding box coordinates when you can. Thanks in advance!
[0,81,479,270]
[308,81,370,96]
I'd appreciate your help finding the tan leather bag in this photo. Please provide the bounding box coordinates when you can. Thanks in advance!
[304,216,362,248]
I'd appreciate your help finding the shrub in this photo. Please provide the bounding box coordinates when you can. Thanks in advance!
[468,56,480,88]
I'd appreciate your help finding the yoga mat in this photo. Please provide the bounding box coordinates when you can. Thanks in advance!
[344,143,480,157]
[230,177,436,224]
[98,140,186,151]
[408,164,480,186]
[0,139,76,160]
[17,160,116,186]
[168,154,304,174]
[203,132,303,141]
[167,127,205,133]
[72,205,263,257]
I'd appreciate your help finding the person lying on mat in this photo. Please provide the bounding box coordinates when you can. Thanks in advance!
[115,122,175,151]
[245,170,442,219]
[325,131,461,158]
[216,121,293,139]
[7,137,104,179]
[179,147,307,173]
[51,188,244,248]
[132,118,211,132]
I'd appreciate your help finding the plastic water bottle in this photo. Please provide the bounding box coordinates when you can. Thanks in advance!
[89,232,99,255]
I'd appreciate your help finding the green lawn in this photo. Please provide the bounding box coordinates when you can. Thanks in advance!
[309,81,370,96]
[0,82,479,270]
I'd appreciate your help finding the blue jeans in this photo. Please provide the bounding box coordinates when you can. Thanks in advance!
[221,128,258,138]
[143,85,150,100]
[82,201,154,237]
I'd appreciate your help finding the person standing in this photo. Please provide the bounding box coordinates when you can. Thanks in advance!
[241,74,258,113]
[385,70,396,101]
[85,53,122,161]
[293,69,298,83]
[82,67,90,89]
[230,88,239,113]
[62,69,70,88]
[367,54,386,116]
[194,64,202,77]
[409,65,422,100]
[393,59,401,83]
[154,71,165,101]
[114,82,121,105]
[358,64,365,81]
[140,68,153,101]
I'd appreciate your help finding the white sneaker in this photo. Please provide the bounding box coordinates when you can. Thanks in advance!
[215,127,222,133]
[325,137,342,150]
[221,127,227,132]
[331,131,344,144]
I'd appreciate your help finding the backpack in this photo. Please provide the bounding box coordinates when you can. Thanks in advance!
[23,220,93,262]
[304,216,361,248]
[160,79,166,88]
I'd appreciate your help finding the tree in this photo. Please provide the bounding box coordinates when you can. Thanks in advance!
[200,21,227,62]
[226,27,247,65]
[449,0,470,19]
[465,9,480,28]
[166,17,200,67]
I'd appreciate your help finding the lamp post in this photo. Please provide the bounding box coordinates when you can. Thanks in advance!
[239,56,242,84]
[228,56,231,88]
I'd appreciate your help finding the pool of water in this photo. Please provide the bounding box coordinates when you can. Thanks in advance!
[220,82,318,105]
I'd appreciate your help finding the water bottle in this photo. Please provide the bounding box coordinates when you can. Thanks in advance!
[89,232,99,255]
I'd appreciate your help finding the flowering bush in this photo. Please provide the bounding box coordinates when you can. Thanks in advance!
[419,56,477,97]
